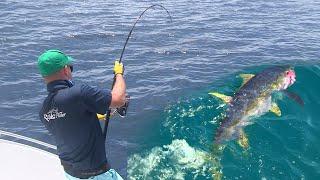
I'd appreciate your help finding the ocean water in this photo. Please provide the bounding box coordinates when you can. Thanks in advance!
[128,65,320,179]
[0,0,319,179]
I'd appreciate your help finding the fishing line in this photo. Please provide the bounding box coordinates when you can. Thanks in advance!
[119,4,172,63]
[103,4,172,139]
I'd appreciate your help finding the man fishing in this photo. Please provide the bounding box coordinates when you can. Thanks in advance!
[37,49,125,179]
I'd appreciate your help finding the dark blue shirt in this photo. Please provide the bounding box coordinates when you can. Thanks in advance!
[39,80,111,174]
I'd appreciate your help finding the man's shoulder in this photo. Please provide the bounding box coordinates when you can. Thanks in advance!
[53,84,85,102]
[60,84,82,95]
[79,84,108,96]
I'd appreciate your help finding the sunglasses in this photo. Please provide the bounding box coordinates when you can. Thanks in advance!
[69,65,73,72]
[65,65,73,72]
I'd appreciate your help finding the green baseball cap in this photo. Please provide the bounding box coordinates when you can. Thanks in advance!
[38,49,73,77]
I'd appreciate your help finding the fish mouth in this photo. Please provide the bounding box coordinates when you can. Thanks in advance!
[281,69,296,89]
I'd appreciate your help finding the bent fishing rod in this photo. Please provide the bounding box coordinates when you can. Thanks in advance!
[103,4,172,138]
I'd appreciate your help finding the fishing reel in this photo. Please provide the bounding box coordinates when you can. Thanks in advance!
[116,95,130,117]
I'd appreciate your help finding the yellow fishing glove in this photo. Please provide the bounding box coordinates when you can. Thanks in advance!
[113,60,124,75]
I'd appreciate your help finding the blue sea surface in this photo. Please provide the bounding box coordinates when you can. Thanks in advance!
[0,0,319,179]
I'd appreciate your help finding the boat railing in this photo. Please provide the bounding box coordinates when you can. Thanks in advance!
[0,130,57,153]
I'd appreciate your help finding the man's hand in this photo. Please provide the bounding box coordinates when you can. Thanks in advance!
[113,60,124,75]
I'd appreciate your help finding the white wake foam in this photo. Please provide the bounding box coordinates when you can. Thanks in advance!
[128,139,210,180]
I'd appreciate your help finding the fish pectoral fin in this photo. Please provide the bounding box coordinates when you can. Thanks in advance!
[282,90,304,107]
[270,103,281,116]
[239,74,255,86]
[209,92,232,103]
[97,113,106,120]
[237,129,249,149]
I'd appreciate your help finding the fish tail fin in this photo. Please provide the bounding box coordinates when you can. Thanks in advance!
[210,144,225,180]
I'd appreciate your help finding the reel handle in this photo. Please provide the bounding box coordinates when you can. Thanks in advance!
[116,95,130,117]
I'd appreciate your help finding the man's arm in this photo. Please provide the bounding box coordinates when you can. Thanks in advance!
[110,61,126,108]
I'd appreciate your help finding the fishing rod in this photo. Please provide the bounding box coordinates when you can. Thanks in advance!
[119,4,172,63]
[103,4,172,138]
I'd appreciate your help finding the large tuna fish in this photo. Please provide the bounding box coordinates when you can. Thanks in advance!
[210,66,303,148]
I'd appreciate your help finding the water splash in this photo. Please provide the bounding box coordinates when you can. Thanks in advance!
[128,139,211,179]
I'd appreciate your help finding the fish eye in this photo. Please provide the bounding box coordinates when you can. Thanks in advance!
[286,71,289,75]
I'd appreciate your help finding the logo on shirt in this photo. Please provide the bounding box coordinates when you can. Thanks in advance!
[44,108,66,122]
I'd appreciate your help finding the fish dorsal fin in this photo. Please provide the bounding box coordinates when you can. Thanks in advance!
[209,92,232,103]
[270,103,281,116]
[239,74,255,86]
